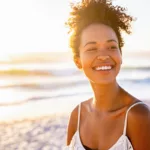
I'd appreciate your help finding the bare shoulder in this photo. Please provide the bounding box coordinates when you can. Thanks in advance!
[127,100,150,149]
[66,104,79,145]
[128,101,150,121]
[123,89,150,117]
[68,99,90,129]
[66,99,91,145]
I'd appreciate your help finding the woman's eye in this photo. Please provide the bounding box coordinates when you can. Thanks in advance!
[109,46,118,50]
[87,48,97,51]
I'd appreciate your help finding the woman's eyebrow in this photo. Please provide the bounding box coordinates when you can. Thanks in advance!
[83,39,118,47]
[107,39,118,43]
[83,41,96,47]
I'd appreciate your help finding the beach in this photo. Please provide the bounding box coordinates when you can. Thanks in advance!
[0,93,91,150]
[0,114,68,150]
[0,100,150,150]
[0,54,150,150]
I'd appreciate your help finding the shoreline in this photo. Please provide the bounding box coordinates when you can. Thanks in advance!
[0,98,149,124]
[0,95,85,123]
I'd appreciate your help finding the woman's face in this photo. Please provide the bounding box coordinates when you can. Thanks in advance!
[75,23,122,85]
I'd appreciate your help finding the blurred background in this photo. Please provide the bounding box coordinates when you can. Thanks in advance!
[0,0,150,149]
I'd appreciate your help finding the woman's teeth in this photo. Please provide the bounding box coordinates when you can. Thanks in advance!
[94,66,112,71]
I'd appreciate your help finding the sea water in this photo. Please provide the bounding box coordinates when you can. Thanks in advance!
[0,58,150,121]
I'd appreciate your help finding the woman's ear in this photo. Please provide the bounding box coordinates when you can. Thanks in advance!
[120,53,123,65]
[73,56,82,69]
[119,49,122,65]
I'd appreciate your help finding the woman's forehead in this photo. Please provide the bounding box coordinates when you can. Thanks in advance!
[80,23,118,47]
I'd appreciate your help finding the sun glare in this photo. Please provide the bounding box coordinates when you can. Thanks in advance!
[0,54,11,61]
[0,0,150,56]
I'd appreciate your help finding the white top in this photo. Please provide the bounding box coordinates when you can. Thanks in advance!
[64,102,144,150]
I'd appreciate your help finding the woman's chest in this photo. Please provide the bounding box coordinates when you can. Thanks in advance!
[79,112,125,149]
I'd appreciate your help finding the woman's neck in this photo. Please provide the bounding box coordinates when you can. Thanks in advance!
[90,82,122,112]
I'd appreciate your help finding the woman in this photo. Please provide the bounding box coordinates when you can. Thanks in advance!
[64,0,150,149]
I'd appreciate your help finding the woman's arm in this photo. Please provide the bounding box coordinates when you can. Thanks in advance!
[66,105,79,145]
[128,103,150,149]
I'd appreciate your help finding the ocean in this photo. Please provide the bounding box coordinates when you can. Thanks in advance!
[0,57,150,121]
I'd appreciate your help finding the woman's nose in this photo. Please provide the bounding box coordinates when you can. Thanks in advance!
[97,55,110,61]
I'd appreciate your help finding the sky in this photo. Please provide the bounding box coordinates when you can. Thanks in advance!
[0,0,150,56]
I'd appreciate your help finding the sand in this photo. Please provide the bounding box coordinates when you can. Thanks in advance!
[0,100,149,150]
[0,114,69,150]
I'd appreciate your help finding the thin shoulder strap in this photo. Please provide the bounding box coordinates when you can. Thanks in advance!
[77,103,81,131]
[123,102,144,135]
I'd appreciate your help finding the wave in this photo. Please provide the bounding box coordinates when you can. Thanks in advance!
[0,92,92,106]
[1,77,150,90]
[0,62,150,76]
[0,65,150,90]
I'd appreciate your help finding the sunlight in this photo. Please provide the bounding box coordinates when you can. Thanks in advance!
[0,2,149,144]
[0,0,150,56]
[0,54,11,61]
[0,0,70,54]
[0,88,30,104]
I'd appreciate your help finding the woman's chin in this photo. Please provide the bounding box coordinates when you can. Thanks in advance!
[90,78,116,85]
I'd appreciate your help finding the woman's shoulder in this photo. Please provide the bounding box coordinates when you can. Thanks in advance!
[126,99,150,148]
[68,98,92,128]
[122,89,150,116]
[124,91,150,119]
[124,91,150,118]
[70,98,92,119]
[66,103,80,145]
[128,99,150,123]
[123,89,150,127]
[66,98,92,145]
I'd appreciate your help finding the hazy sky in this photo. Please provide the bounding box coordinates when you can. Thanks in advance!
[0,0,150,55]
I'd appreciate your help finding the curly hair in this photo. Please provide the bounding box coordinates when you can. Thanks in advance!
[65,0,134,57]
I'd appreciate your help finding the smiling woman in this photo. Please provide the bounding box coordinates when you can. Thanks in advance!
[76,24,122,85]
[64,0,150,150]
